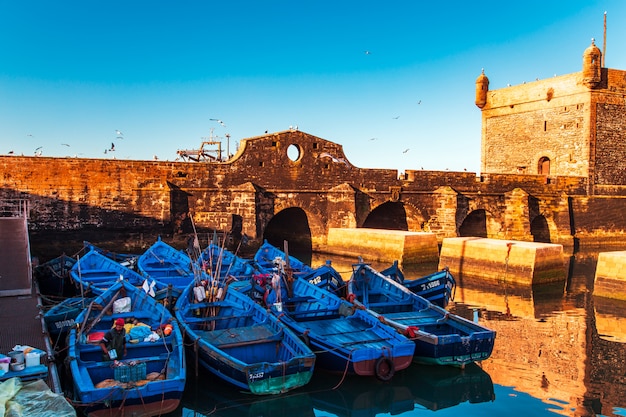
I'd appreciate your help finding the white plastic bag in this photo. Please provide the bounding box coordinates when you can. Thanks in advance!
[113,297,131,313]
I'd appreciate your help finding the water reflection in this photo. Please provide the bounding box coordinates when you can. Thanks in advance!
[176,362,494,417]
[306,250,626,417]
[307,363,494,416]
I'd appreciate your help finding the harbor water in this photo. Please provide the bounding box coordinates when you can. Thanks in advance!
[154,249,626,417]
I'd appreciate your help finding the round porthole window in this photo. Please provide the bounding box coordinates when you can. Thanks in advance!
[287,144,302,162]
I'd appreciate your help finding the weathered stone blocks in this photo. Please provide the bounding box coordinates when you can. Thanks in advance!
[594,251,626,300]
[438,237,566,285]
[323,228,439,264]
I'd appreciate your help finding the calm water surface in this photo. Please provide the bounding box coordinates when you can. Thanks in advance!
[156,250,626,417]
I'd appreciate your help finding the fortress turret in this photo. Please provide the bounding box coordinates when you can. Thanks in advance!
[475,69,489,109]
[582,38,602,88]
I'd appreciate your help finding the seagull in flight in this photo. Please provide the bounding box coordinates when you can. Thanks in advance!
[402,148,410,153]
[392,116,400,120]
[369,137,378,141]
[110,143,115,151]
[319,152,350,167]
[364,50,371,55]
[115,130,124,136]
[417,100,422,105]
[35,146,43,152]
[210,118,226,127]
[61,143,70,147]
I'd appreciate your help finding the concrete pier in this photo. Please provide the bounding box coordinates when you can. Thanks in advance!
[594,251,626,301]
[323,228,439,265]
[438,237,567,286]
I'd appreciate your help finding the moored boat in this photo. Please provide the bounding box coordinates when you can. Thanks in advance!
[137,237,197,291]
[67,278,186,417]
[174,278,316,395]
[348,259,496,367]
[381,260,456,308]
[266,276,415,381]
[70,247,165,296]
[43,296,93,342]
[34,254,77,297]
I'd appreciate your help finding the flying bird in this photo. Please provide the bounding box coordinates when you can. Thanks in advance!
[402,148,410,153]
[115,130,124,136]
[417,100,421,105]
[61,143,70,147]
[364,50,371,55]
[110,143,115,151]
[369,137,378,141]
[34,146,43,152]
[319,152,350,167]
[210,118,226,127]
[392,116,400,119]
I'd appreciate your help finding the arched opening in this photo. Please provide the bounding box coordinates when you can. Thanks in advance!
[262,207,312,264]
[362,202,408,230]
[531,215,551,243]
[538,157,551,175]
[459,210,488,238]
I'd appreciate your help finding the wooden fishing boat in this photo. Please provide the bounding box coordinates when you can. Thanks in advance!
[83,241,139,269]
[34,254,77,297]
[197,242,258,281]
[266,276,415,381]
[174,279,316,395]
[381,260,456,308]
[253,239,313,277]
[43,296,93,342]
[348,260,496,367]
[67,278,186,417]
[137,237,196,291]
[70,247,166,296]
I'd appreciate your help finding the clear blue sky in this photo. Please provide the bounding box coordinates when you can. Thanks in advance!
[2,1,624,174]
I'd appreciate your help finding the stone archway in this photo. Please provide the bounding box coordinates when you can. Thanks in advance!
[361,201,408,230]
[262,207,313,263]
[459,209,488,238]
[531,215,551,243]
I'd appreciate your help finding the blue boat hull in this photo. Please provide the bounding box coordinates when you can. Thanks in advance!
[175,280,316,395]
[268,276,415,380]
[349,261,495,367]
[67,279,186,417]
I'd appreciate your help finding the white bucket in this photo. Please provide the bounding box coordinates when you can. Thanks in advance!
[25,352,40,368]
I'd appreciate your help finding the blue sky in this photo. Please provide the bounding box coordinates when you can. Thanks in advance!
[1,1,625,174]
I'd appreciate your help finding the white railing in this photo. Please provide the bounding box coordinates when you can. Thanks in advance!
[0,199,29,218]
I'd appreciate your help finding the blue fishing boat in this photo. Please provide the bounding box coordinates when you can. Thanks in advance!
[174,279,316,395]
[348,259,496,367]
[266,276,415,381]
[253,240,313,277]
[43,296,93,342]
[381,260,456,308]
[67,279,186,417]
[70,247,164,296]
[137,237,196,291]
[197,242,258,281]
[34,254,77,297]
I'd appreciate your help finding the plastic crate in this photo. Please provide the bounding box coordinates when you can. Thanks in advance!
[114,362,146,382]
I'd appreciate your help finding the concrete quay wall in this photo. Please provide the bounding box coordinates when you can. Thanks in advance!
[438,237,567,286]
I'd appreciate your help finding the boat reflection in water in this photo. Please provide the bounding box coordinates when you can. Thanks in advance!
[308,363,494,417]
[178,366,315,417]
[178,362,493,417]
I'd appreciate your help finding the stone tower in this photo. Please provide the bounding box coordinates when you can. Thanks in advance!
[476,40,626,194]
